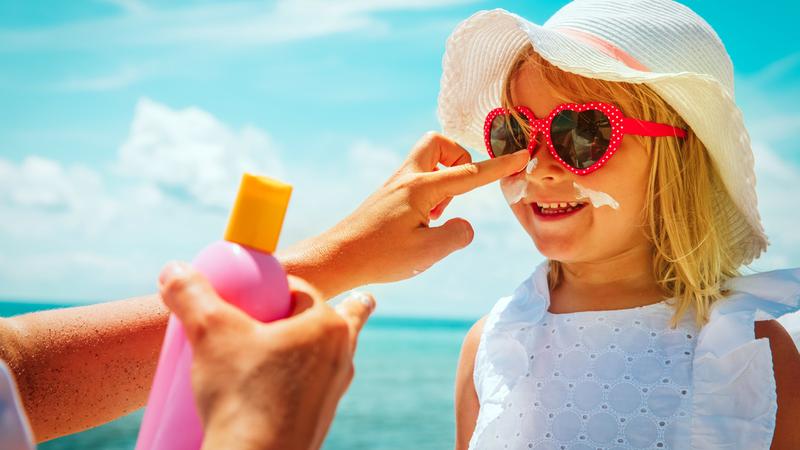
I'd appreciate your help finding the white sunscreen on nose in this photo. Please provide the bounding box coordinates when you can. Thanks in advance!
[500,173,528,205]
[525,157,539,174]
[573,181,620,209]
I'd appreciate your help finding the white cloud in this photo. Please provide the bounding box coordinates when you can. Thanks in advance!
[0,156,118,237]
[117,98,285,208]
[0,156,96,210]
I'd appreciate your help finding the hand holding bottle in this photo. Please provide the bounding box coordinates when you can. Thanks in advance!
[158,262,376,450]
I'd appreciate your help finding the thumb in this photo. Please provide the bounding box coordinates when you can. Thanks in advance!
[423,217,475,258]
[158,261,250,345]
[334,291,377,353]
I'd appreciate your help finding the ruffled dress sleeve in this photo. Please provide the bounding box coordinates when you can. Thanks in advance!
[470,261,550,449]
[689,266,800,449]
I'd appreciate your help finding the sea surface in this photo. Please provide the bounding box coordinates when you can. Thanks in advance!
[0,301,474,450]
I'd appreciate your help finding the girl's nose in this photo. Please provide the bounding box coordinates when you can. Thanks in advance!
[528,134,569,183]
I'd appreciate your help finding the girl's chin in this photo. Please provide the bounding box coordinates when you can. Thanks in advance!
[530,236,581,260]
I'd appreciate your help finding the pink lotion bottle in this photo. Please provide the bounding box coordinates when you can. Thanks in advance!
[135,173,293,450]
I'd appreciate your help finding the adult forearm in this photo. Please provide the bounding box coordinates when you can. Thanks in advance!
[0,294,168,442]
[276,228,363,301]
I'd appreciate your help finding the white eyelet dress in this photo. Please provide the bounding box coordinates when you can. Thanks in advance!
[468,261,800,450]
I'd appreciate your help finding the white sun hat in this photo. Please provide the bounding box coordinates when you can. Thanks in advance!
[437,0,769,266]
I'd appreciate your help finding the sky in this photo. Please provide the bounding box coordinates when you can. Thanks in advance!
[1,0,798,320]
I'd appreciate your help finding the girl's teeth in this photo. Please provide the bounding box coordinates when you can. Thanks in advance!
[537,201,586,209]
[537,202,586,215]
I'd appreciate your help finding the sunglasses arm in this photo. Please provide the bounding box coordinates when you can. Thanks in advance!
[622,117,688,138]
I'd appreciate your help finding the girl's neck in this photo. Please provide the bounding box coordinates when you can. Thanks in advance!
[548,244,667,313]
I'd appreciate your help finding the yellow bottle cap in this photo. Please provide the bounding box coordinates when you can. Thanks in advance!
[224,173,292,253]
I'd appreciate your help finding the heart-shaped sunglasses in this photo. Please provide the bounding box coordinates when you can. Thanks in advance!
[484,102,688,175]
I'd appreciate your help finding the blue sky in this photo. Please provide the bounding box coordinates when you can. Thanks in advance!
[1,0,798,319]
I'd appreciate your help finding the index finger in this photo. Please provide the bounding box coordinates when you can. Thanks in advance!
[423,149,530,199]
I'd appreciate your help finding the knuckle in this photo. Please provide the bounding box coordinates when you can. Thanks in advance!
[192,324,210,344]
[423,130,441,142]
[201,305,227,328]
[164,274,191,298]
[418,131,445,150]
[187,313,211,343]
[190,308,212,333]
[165,270,206,297]
[328,315,350,338]
[457,163,480,177]
[395,172,423,191]
[184,306,225,339]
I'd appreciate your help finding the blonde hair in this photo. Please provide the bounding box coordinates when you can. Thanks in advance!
[502,45,742,329]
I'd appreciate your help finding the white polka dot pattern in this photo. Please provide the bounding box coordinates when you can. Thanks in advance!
[472,301,699,450]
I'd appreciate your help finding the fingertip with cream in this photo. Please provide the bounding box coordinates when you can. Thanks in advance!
[350,291,376,312]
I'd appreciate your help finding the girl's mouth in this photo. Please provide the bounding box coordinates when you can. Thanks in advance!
[531,201,588,220]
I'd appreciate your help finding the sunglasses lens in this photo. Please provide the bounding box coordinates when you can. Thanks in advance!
[550,109,611,169]
[490,112,530,157]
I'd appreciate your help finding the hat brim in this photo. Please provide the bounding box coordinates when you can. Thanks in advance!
[437,8,768,265]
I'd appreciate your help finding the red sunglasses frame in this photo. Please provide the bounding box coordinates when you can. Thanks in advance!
[483,102,688,175]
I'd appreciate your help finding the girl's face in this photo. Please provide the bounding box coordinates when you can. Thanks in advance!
[504,63,653,263]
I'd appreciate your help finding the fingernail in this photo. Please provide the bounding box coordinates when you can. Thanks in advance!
[351,291,375,311]
[159,261,187,286]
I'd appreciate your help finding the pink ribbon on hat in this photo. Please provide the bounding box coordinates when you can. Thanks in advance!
[555,26,651,72]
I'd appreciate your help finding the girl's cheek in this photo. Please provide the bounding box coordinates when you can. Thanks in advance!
[499,173,529,205]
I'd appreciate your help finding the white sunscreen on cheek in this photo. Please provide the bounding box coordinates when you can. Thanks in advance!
[500,172,528,205]
[499,157,537,205]
[573,181,620,209]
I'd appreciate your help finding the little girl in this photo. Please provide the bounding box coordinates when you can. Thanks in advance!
[437,1,800,449]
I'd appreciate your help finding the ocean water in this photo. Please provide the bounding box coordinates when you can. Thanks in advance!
[0,302,473,450]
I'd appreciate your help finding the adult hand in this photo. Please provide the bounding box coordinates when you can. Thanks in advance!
[278,132,529,298]
[158,262,376,450]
